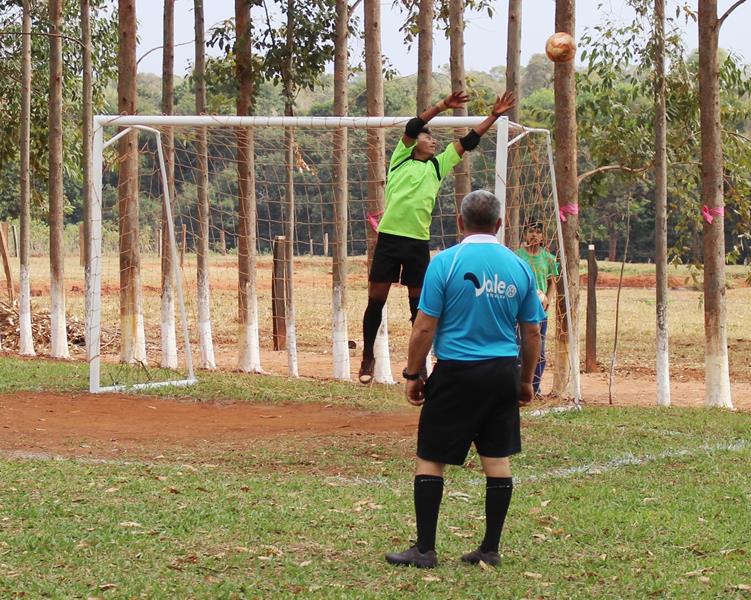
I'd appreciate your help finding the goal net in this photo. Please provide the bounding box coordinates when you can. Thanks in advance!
[88,115,578,398]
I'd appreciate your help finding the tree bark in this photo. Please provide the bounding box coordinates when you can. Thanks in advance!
[416,0,434,113]
[698,0,732,408]
[82,0,93,360]
[160,0,178,369]
[235,0,261,372]
[331,0,350,379]
[118,0,146,363]
[48,0,69,358]
[19,0,35,356]
[654,0,671,406]
[194,0,216,369]
[551,0,579,398]
[282,0,299,376]
[504,0,522,249]
[448,0,470,214]
[364,0,392,383]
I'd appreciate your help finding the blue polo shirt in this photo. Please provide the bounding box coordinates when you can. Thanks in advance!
[418,234,546,361]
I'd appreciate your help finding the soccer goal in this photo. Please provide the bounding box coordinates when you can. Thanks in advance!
[88,114,579,399]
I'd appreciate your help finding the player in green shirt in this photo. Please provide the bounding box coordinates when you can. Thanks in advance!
[514,222,559,396]
[359,90,517,384]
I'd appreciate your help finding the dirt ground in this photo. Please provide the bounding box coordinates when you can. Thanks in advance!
[1,370,749,463]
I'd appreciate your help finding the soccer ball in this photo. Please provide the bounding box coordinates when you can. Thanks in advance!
[545,32,576,63]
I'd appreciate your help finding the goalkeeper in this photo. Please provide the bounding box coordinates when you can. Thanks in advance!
[359,90,517,384]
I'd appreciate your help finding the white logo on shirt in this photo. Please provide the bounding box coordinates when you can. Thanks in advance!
[472,273,514,298]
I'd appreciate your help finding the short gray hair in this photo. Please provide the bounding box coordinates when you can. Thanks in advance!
[460,190,501,231]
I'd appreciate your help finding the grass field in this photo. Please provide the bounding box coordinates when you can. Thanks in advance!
[1,255,750,597]
[1,358,751,598]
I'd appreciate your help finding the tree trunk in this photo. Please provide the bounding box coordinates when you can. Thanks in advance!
[654,0,671,406]
[118,0,145,363]
[416,0,434,113]
[282,0,299,376]
[194,0,216,369]
[332,0,350,380]
[19,0,35,356]
[608,225,618,261]
[82,0,93,360]
[448,0,470,214]
[504,0,522,249]
[698,0,732,408]
[551,0,580,398]
[48,0,69,358]
[235,0,261,372]
[364,0,392,383]
[160,0,178,368]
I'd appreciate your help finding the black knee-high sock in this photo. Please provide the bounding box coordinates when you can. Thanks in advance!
[414,475,444,553]
[362,297,385,360]
[481,477,513,553]
[408,296,420,324]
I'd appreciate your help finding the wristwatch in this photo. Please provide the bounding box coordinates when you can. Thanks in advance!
[402,368,420,381]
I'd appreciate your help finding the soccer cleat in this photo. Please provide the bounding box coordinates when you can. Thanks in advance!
[460,548,501,566]
[358,357,375,384]
[385,545,438,569]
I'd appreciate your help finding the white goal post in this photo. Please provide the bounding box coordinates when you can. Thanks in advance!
[88,114,579,401]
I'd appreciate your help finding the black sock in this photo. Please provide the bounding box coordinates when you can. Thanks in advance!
[408,296,420,324]
[362,297,385,360]
[481,477,513,553]
[414,475,443,553]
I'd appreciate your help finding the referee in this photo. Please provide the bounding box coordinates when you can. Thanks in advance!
[359,91,516,384]
[385,190,544,569]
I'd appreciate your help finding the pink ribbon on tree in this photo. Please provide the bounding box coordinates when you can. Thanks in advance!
[559,203,579,223]
[367,210,383,233]
[701,205,724,224]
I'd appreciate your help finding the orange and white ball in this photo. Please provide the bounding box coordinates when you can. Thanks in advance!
[545,32,576,63]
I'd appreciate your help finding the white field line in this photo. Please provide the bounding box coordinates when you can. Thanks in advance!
[525,405,582,418]
[1,440,748,488]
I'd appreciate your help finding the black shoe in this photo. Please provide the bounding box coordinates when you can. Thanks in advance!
[385,545,438,568]
[358,357,375,384]
[460,547,500,566]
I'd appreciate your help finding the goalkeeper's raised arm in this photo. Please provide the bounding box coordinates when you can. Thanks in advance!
[451,91,516,157]
[401,91,470,145]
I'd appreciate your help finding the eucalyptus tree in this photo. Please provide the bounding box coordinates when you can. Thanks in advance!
[194,0,216,369]
[48,0,68,358]
[160,0,177,369]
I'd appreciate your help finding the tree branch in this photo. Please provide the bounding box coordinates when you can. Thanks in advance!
[0,30,83,49]
[718,0,749,29]
[137,39,195,67]
[723,129,751,146]
[578,163,652,184]
[348,0,363,16]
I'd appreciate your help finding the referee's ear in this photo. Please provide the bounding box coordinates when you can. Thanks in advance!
[494,217,502,234]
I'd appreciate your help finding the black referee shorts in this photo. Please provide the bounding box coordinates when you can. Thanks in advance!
[369,232,430,288]
[417,357,521,466]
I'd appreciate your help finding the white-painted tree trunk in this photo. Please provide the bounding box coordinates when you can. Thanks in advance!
[374,306,393,384]
[704,349,732,408]
[18,265,35,356]
[238,282,262,372]
[197,271,215,369]
[656,315,671,407]
[332,283,350,380]
[49,278,69,358]
[160,284,178,368]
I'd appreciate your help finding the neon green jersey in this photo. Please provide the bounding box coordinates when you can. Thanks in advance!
[377,139,463,241]
[514,247,559,292]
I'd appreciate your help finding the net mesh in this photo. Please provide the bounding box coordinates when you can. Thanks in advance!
[94,121,564,390]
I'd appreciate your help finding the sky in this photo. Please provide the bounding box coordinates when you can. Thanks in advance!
[134,0,751,78]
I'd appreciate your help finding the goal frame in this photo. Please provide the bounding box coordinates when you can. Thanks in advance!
[89,114,579,401]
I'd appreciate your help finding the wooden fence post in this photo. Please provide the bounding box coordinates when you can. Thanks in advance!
[323,232,329,257]
[0,225,14,303]
[219,230,227,255]
[272,235,287,351]
[585,243,598,372]
[180,224,187,269]
[11,224,18,258]
[79,223,85,267]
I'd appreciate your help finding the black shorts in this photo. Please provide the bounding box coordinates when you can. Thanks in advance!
[417,357,521,466]
[369,232,430,288]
